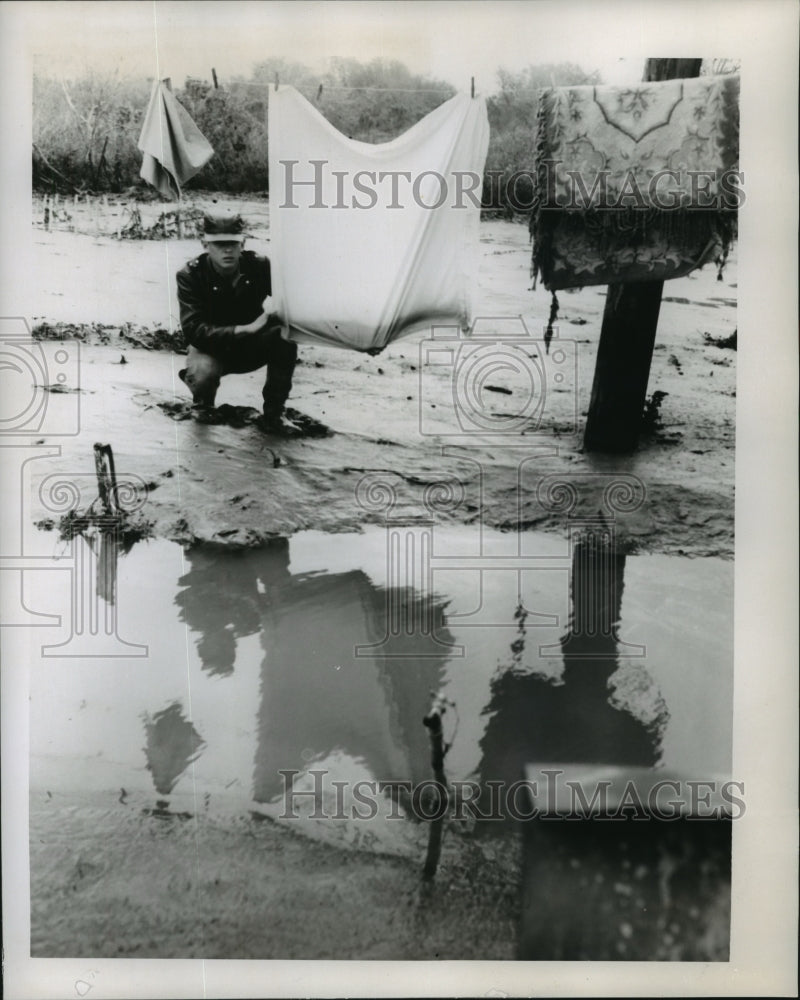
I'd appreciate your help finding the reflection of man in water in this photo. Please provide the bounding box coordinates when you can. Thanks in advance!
[479,529,667,791]
[174,540,453,800]
[175,540,290,676]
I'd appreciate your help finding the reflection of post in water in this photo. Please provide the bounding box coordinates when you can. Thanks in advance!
[41,443,149,657]
[478,520,665,793]
[564,518,623,657]
[93,443,126,608]
[543,516,645,660]
[141,702,205,817]
[515,533,727,961]
[95,522,122,606]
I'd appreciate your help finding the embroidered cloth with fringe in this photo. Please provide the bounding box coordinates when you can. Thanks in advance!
[530,74,739,292]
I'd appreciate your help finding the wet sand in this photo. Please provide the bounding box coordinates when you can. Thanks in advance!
[26,196,736,959]
[28,201,737,557]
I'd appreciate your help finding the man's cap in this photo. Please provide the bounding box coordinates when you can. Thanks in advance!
[202,211,248,242]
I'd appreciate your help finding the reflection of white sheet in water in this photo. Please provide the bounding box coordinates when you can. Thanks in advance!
[253,748,432,858]
[253,570,452,803]
[27,529,732,820]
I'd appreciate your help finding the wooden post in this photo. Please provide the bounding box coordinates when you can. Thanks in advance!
[583,58,702,453]
[212,67,219,89]
[93,443,118,514]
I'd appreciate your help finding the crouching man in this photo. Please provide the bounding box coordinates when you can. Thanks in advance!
[176,211,297,432]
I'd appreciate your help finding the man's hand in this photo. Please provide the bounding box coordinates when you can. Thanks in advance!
[234,297,282,336]
[234,312,269,335]
[234,296,283,336]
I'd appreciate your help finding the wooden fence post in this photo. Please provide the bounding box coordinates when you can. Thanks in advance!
[583,58,703,453]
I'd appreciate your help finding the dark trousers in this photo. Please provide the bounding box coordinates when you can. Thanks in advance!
[182,328,298,416]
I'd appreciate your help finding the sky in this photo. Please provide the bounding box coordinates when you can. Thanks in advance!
[17,0,676,94]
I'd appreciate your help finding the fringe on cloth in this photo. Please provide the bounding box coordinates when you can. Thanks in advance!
[545,292,559,353]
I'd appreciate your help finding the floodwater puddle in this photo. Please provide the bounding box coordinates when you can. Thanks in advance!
[29,524,733,855]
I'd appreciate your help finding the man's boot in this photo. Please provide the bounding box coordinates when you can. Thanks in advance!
[259,407,292,435]
[261,361,296,434]
[179,368,217,408]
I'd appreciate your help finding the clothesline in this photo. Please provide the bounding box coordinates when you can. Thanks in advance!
[219,79,456,95]
[197,77,459,128]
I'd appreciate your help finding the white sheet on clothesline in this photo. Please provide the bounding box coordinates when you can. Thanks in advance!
[268,86,490,351]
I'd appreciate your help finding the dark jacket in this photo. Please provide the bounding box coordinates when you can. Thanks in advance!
[176,250,272,354]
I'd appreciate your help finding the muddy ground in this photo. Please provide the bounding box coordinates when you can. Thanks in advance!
[29,194,737,556]
[30,791,521,960]
[27,194,736,960]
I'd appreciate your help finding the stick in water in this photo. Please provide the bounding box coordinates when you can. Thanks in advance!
[422,693,450,881]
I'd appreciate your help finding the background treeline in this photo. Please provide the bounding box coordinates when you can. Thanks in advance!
[33,56,600,209]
